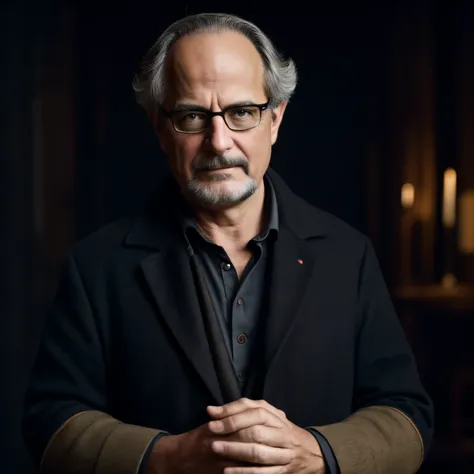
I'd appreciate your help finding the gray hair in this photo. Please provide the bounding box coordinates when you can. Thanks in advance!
[132,13,297,112]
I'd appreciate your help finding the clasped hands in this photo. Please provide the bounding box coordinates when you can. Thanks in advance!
[207,397,324,474]
[151,397,325,474]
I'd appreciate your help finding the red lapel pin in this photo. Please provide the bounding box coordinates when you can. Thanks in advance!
[297,259,304,265]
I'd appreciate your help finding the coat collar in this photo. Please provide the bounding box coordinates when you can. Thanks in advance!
[124,167,330,250]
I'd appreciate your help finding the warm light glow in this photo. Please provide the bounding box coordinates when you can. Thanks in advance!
[459,189,474,254]
[401,183,415,209]
[442,168,457,228]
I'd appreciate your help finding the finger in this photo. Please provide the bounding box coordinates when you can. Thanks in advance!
[207,398,255,419]
[260,401,286,420]
[257,400,286,421]
[230,424,289,448]
[224,466,286,474]
[209,407,283,435]
[218,460,254,470]
[211,440,293,466]
[208,398,287,421]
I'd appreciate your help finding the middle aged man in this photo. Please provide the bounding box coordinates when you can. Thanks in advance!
[23,12,433,474]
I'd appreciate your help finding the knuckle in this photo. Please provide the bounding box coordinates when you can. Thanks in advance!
[252,445,266,463]
[203,435,213,450]
[285,450,296,464]
[262,399,272,409]
[226,417,237,432]
[250,425,265,443]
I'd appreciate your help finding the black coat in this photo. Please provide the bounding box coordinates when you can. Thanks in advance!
[23,168,433,466]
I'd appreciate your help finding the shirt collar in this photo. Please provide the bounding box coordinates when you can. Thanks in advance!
[176,174,279,245]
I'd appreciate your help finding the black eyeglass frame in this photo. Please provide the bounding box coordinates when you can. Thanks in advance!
[160,101,270,134]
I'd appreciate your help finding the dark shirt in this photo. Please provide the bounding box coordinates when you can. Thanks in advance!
[140,175,339,474]
[180,176,278,390]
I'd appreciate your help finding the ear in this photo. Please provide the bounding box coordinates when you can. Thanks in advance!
[270,100,288,145]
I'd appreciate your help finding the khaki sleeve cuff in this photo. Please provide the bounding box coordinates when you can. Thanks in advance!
[307,406,424,474]
[40,410,168,474]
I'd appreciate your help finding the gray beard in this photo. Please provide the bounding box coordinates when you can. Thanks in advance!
[185,175,258,206]
[185,154,257,206]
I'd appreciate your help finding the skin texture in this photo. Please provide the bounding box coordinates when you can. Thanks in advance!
[146,30,324,474]
[152,30,288,277]
[148,399,324,474]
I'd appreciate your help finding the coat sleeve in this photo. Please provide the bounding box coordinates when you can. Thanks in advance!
[22,252,167,474]
[307,237,434,474]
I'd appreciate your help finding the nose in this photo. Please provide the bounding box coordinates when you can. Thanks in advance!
[205,115,234,155]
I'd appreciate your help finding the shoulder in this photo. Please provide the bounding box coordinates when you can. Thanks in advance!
[71,216,136,259]
[282,183,370,254]
[268,167,369,254]
[315,204,367,247]
[305,200,371,263]
[65,208,173,276]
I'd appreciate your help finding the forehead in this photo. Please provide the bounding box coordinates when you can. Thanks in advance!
[163,30,266,106]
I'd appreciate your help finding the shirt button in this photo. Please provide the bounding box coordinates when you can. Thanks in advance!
[236,297,244,306]
[237,333,248,344]
[221,262,232,271]
[237,371,245,382]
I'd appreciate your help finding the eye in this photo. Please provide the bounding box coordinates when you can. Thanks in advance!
[182,112,206,122]
[234,109,251,117]
[173,110,208,132]
[229,107,259,120]
[236,109,250,117]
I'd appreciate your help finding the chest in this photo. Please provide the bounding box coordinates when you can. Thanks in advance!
[233,254,251,278]
[98,237,363,431]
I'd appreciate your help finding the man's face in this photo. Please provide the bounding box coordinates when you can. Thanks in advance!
[155,30,287,208]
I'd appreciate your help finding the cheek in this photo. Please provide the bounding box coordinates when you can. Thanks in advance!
[240,134,272,175]
[166,135,202,175]
[254,124,273,159]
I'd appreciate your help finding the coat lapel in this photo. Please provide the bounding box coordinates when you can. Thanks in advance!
[258,168,330,391]
[242,225,317,400]
[140,243,224,405]
[126,207,225,406]
[263,226,316,373]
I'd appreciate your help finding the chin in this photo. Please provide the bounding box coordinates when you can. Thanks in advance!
[186,176,258,207]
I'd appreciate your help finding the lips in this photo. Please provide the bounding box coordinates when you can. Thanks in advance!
[199,166,237,171]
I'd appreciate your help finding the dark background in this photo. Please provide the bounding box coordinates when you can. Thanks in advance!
[2,1,474,473]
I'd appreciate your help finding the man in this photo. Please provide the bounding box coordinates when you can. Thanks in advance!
[23,12,433,474]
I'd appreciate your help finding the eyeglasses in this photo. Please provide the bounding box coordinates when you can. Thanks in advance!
[161,101,270,134]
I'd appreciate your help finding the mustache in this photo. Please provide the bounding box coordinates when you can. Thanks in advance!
[192,155,249,175]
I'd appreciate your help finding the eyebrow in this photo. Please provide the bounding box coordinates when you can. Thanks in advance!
[173,101,259,113]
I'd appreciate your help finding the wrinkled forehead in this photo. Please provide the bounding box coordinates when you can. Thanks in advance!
[162,30,267,107]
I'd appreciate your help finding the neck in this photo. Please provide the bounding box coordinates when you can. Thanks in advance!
[190,183,266,251]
